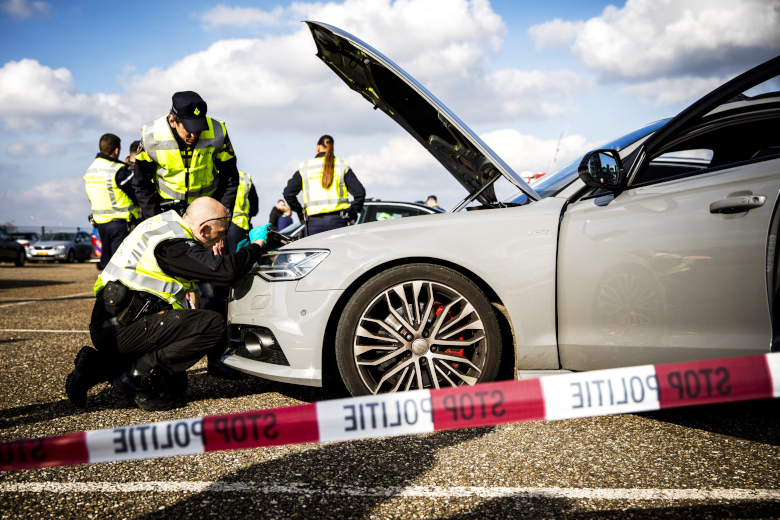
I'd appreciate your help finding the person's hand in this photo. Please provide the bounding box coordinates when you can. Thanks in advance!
[212,238,226,255]
[249,223,271,245]
[236,238,250,252]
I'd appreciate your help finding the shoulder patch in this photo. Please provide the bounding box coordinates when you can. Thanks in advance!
[186,240,198,248]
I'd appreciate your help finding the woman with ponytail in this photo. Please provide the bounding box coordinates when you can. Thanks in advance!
[283,135,366,236]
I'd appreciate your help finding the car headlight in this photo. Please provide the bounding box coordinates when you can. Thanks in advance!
[253,250,329,282]
[55,245,66,250]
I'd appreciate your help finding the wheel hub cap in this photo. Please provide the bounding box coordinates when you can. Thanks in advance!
[411,338,429,356]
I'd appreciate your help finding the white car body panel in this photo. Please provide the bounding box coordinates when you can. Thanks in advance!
[226,198,567,385]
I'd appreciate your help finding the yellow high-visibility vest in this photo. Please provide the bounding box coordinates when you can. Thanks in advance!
[300,156,350,216]
[94,211,197,309]
[231,171,252,230]
[139,115,228,204]
[84,157,139,224]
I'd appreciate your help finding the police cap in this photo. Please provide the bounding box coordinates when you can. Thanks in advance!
[171,91,209,133]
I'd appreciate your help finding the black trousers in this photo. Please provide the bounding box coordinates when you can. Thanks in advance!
[307,212,347,235]
[96,220,130,269]
[91,302,226,379]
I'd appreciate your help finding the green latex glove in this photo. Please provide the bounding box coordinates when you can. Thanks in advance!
[236,238,250,252]
[249,223,271,244]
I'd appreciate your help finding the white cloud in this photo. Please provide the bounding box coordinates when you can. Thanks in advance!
[0,177,88,225]
[528,19,584,49]
[621,75,735,106]
[530,0,780,79]
[199,4,284,29]
[481,129,601,176]
[1,0,51,19]
[0,59,132,136]
[6,141,62,156]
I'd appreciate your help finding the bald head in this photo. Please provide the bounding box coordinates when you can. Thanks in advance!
[183,197,230,248]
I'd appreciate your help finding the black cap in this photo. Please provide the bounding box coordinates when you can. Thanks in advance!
[171,91,208,133]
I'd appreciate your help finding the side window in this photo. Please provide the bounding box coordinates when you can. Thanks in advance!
[0,229,9,240]
[636,115,780,185]
[365,205,424,222]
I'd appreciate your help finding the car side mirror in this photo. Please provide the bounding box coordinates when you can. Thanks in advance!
[578,149,624,190]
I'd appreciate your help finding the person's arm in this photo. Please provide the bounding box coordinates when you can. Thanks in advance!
[213,132,239,212]
[248,184,259,218]
[115,165,138,205]
[133,146,161,217]
[154,238,264,286]
[283,171,304,219]
[344,169,365,214]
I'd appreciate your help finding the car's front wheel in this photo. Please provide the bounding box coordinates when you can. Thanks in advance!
[62,249,75,263]
[14,250,25,267]
[335,264,501,396]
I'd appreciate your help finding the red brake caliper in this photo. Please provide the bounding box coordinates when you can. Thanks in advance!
[434,302,464,369]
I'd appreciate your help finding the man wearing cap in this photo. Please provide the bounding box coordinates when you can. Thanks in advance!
[133,91,239,221]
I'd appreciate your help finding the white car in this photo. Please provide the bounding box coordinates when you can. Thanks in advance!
[225,22,780,396]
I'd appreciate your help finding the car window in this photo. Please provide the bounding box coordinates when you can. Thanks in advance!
[365,205,426,222]
[41,233,75,241]
[634,112,780,186]
[0,229,10,240]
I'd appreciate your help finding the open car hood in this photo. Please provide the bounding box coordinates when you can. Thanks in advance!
[305,21,539,208]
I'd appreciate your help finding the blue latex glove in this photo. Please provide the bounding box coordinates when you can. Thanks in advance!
[249,223,271,244]
[235,238,250,252]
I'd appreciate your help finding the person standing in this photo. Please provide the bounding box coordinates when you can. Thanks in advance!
[133,91,239,220]
[277,206,293,231]
[227,171,258,252]
[124,140,141,174]
[268,199,285,231]
[283,135,365,236]
[65,197,271,411]
[425,195,443,211]
[84,133,139,270]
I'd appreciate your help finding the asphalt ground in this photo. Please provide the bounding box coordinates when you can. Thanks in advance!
[0,262,779,519]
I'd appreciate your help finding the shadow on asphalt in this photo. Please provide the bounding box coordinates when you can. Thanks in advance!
[0,279,71,290]
[640,399,780,446]
[136,427,496,520]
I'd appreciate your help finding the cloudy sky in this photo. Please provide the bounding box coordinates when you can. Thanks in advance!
[0,0,778,229]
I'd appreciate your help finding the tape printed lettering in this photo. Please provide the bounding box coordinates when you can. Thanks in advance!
[202,404,319,451]
[317,390,434,442]
[87,417,205,463]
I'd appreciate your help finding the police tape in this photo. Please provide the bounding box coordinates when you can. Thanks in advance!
[2,352,779,471]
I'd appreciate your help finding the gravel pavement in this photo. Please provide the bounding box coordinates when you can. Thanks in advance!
[0,262,779,519]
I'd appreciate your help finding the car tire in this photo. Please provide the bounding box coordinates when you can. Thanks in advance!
[14,250,25,267]
[335,263,501,396]
[63,249,76,264]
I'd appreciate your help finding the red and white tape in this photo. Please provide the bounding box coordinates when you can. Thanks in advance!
[2,353,779,471]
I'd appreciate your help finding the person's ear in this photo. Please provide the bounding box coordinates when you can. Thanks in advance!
[168,115,176,128]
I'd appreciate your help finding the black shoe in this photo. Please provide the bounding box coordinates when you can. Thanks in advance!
[207,360,243,380]
[112,370,176,411]
[65,346,102,408]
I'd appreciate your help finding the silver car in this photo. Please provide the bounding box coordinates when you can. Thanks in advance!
[226,22,780,396]
[27,231,93,263]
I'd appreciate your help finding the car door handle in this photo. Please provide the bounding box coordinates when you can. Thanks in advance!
[710,195,766,214]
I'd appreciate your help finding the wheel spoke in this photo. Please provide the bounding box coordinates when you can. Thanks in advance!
[361,317,407,343]
[433,361,458,387]
[436,360,479,386]
[385,292,414,332]
[430,352,481,372]
[440,319,484,340]
[356,346,408,367]
[428,297,463,337]
[433,331,486,348]
[439,302,476,335]
[355,324,398,344]
[372,358,414,393]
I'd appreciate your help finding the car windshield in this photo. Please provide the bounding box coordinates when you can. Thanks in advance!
[11,233,34,239]
[508,119,671,204]
[41,233,74,241]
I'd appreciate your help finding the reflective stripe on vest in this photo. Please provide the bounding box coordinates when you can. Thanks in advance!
[94,211,197,309]
[300,157,350,216]
[232,171,252,230]
[84,157,139,224]
[141,115,225,203]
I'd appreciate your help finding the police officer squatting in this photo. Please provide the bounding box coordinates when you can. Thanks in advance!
[284,134,365,236]
[84,133,140,270]
[66,197,273,411]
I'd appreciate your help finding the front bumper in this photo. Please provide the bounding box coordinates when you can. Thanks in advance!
[224,273,344,387]
[27,250,66,260]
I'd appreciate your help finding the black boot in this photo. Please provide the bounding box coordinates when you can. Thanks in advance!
[65,346,104,408]
[112,370,175,411]
[207,359,243,380]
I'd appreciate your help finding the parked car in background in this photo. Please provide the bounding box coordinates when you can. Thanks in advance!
[225,23,780,396]
[279,199,444,239]
[11,232,40,254]
[0,228,26,266]
[27,231,93,263]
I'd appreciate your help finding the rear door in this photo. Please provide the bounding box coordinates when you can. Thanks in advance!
[557,57,780,369]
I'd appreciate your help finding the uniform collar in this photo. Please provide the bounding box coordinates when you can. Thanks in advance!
[96,152,125,164]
